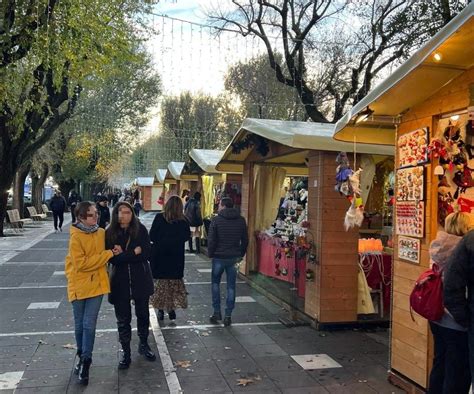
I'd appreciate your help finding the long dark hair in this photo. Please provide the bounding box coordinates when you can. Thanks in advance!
[163,196,185,223]
[106,201,140,246]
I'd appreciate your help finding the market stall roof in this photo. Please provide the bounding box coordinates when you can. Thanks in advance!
[333,4,474,145]
[168,161,198,181]
[136,177,154,187]
[217,118,394,174]
[155,169,169,184]
[188,149,243,174]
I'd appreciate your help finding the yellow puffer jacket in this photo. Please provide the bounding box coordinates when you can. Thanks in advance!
[65,226,114,302]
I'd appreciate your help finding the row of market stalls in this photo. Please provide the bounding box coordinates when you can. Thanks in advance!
[131,5,472,391]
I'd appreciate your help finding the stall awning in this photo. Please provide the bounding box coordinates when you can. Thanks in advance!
[333,4,474,145]
[136,177,155,187]
[189,149,243,174]
[168,161,198,181]
[217,118,394,174]
[155,169,170,184]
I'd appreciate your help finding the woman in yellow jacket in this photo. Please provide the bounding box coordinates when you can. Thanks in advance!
[65,201,120,385]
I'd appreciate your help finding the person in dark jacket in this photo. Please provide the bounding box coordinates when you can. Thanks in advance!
[68,191,82,223]
[50,190,67,233]
[105,202,155,369]
[150,196,190,321]
[207,197,248,326]
[184,192,203,253]
[427,212,472,394]
[96,196,110,229]
[444,224,474,387]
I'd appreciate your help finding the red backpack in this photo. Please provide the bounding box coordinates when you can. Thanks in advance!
[409,264,444,321]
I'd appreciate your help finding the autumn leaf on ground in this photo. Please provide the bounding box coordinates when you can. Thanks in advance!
[62,344,76,349]
[175,360,192,368]
[236,378,254,386]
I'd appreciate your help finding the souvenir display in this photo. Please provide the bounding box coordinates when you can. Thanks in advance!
[395,201,424,238]
[396,166,424,201]
[398,236,420,264]
[397,128,429,168]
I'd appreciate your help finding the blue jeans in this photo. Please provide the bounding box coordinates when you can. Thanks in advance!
[212,258,238,317]
[72,295,103,359]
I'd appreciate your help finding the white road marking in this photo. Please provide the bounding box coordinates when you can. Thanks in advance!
[149,307,182,393]
[291,354,342,370]
[0,371,24,390]
[52,271,65,275]
[161,321,282,330]
[197,269,212,273]
[27,302,60,309]
[235,296,256,303]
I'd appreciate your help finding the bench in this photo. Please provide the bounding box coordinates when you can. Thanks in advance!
[42,204,53,218]
[27,206,47,221]
[6,209,32,232]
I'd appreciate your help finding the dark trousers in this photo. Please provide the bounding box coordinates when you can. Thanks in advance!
[70,205,76,223]
[113,297,150,344]
[53,211,64,230]
[428,322,471,394]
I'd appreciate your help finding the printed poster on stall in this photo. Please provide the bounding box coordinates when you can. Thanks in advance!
[396,166,424,201]
[397,128,429,168]
[395,201,424,238]
[398,236,421,264]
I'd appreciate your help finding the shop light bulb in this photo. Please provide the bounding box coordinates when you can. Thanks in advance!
[450,114,460,121]
[433,52,442,62]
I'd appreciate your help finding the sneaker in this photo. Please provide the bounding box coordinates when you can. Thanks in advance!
[223,316,232,327]
[209,312,222,324]
[59,227,63,232]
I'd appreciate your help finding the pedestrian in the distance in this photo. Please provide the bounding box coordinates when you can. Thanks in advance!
[65,201,118,385]
[443,213,474,390]
[50,190,67,233]
[150,196,190,322]
[133,198,142,217]
[184,192,203,253]
[106,202,156,369]
[96,196,110,229]
[207,197,248,327]
[68,191,82,223]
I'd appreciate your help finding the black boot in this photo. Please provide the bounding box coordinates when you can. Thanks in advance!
[168,310,176,321]
[157,309,164,321]
[187,238,194,253]
[209,312,222,324]
[78,357,91,385]
[74,350,82,375]
[138,339,156,361]
[118,342,131,369]
[195,237,201,254]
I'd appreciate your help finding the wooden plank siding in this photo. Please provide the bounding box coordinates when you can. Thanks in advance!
[391,66,474,389]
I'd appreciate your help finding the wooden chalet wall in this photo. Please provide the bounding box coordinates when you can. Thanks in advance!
[141,186,152,211]
[305,151,359,323]
[391,67,474,389]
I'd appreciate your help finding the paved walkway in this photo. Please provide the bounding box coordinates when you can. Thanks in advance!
[0,212,404,393]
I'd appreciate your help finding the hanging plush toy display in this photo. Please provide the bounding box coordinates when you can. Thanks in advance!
[335,151,364,231]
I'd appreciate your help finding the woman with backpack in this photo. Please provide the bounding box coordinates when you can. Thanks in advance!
[184,192,203,253]
[427,211,472,393]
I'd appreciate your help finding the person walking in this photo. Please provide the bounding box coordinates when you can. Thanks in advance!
[444,214,474,389]
[65,201,118,385]
[207,197,248,327]
[50,190,67,233]
[96,196,110,229]
[184,192,203,253]
[150,196,190,322]
[105,202,156,369]
[427,212,472,393]
[68,191,82,223]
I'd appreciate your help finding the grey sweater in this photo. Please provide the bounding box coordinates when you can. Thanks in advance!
[207,208,248,259]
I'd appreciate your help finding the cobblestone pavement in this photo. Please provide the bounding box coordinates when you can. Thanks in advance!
[0,212,404,393]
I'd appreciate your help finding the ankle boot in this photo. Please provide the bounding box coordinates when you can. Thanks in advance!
[118,342,131,369]
[74,350,82,375]
[78,357,92,385]
[138,340,156,361]
[157,309,164,321]
[195,237,201,254]
[168,310,176,320]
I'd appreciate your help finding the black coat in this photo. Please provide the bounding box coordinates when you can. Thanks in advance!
[106,222,154,304]
[97,204,110,229]
[444,230,474,328]
[208,208,248,259]
[50,195,67,213]
[184,198,203,227]
[150,213,190,279]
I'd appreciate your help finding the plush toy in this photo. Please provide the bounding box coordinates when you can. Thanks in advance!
[438,176,454,225]
[335,152,354,196]
[344,198,364,231]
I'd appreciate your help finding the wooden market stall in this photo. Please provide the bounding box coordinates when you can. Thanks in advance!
[134,177,163,212]
[168,161,199,197]
[155,167,178,202]
[333,5,474,391]
[217,118,394,323]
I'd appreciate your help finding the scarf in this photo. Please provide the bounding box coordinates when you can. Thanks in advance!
[73,222,99,234]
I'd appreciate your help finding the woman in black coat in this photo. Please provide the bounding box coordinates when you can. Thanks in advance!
[105,202,155,369]
[150,196,190,321]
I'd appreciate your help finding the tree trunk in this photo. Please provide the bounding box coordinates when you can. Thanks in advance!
[58,179,75,210]
[0,173,15,237]
[33,163,49,211]
[13,163,31,218]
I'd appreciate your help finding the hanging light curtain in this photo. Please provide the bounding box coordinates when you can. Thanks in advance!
[253,165,287,232]
[201,175,214,218]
